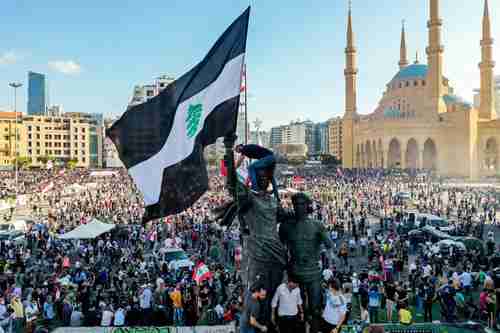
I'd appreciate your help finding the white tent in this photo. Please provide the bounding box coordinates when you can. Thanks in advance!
[64,183,86,194]
[58,219,115,240]
[90,170,117,177]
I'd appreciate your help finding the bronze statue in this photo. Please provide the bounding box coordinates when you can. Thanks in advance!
[280,192,334,333]
[220,135,287,327]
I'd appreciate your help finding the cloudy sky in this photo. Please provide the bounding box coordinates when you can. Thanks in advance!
[0,0,498,130]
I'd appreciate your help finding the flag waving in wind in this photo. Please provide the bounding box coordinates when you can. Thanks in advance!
[192,261,213,284]
[107,8,250,222]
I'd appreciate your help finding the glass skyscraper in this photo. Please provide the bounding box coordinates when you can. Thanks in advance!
[27,71,46,115]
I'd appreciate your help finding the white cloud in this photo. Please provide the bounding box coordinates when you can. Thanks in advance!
[0,51,18,65]
[48,60,82,75]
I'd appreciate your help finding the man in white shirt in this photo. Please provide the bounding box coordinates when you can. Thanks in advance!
[139,285,153,325]
[323,267,334,282]
[271,277,303,333]
[114,307,126,327]
[422,264,432,278]
[459,270,472,293]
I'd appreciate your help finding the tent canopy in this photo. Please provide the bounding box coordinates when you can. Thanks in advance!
[90,170,117,177]
[58,219,115,240]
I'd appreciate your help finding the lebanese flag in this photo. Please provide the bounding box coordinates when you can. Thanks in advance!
[42,182,54,193]
[293,176,305,185]
[220,159,227,177]
[192,261,213,284]
[240,64,246,93]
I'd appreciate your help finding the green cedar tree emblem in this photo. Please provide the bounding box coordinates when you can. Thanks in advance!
[186,103,203,138]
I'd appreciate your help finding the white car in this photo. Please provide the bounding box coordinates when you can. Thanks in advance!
[160,248,194,271]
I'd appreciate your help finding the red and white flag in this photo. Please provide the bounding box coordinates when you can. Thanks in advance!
[240,64,246,93]
[41,182,54,193]
[220,159,227,177]
[192,261,213,284]
[292,176,305,185]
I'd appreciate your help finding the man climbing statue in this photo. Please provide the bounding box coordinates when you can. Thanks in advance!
[218,135,288,329]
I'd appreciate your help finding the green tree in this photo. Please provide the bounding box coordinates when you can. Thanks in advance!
[322,155,341,166]
[14,156,31,169]
[37,155,49,164]
[67,158,78,169]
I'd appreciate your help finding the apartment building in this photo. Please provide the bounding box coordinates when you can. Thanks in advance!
[328,117,343,161]
[23,113,103,168]
[0,111,26,168]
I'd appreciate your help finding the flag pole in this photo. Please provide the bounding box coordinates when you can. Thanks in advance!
[244,63,248,144]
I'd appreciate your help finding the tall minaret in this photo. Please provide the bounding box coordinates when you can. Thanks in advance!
[399,20,409,69]
[479,0,497,120]
[342,1,357,169]
[426,0,447,113]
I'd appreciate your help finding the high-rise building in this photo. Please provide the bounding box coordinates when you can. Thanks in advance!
[270,126,284,149]
[287,122,306,145]
[328,117,343,160]
[129,75,175,108]
[129,84,156,107]
[46,105,63,117]
[270,121,312,149]
[155,75,175,94]
[314,122,330,154]
[303,120,314,154]
[27,71,47,115]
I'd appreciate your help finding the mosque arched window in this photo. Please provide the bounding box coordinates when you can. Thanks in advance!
[422,80,426,86]
[399,83,402,88]
[414,81,418,87]
[406,81,410,87]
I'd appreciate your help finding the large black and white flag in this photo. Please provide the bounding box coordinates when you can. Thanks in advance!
[107,8,250,222]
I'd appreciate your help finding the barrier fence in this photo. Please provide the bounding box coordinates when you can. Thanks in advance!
[52,323,235,333]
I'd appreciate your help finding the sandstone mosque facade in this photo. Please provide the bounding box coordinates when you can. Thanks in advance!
[342,0,500,179]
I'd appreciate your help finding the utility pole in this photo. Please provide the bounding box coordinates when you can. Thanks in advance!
[9,82,23,206]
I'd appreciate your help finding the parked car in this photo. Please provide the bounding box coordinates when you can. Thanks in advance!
[158,248,195,272]
[416,213,455,232]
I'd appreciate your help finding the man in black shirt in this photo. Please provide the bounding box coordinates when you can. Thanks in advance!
[384,281,397,323]
[423,280,435,323]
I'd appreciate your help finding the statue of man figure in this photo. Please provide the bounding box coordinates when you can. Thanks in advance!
[280,192,334,333]
[222,136,287,328]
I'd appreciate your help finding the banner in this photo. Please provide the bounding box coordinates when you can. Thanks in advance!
[52,323,236,333]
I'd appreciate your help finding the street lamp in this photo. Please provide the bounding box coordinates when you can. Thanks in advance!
[9,82,22,205]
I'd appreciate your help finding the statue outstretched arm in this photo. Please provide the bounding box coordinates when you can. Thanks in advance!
[223,135,250,205]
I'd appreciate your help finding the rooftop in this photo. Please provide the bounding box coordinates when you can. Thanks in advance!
[392,64,428,81]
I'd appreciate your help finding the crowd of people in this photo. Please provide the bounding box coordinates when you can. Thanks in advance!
[0,165,499,332]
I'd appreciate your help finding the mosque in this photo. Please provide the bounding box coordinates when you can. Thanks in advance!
[342,0,500,179]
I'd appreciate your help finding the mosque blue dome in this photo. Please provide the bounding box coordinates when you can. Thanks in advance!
[392,64,428,81]
[443,94,472,108]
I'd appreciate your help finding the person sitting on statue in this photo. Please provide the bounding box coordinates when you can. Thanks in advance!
[235,144,279,200]
[279,192,334,333]
[214,135,289,331]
